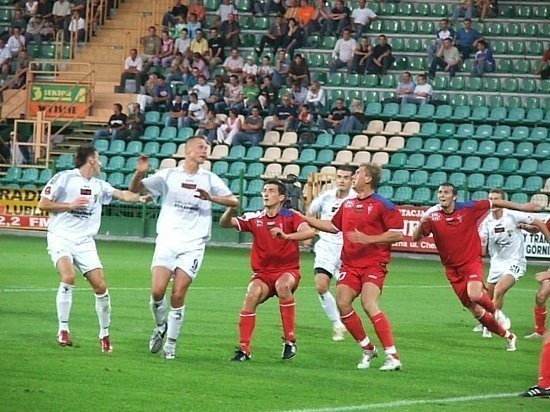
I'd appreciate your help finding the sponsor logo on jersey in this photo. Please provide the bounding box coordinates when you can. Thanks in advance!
[430,212,441,221]
[494,227,505,233]
[80,188,92,195]
[181,182,198,189]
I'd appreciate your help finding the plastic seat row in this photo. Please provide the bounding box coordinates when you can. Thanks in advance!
[432,76,548,95]
[0,167,52,186]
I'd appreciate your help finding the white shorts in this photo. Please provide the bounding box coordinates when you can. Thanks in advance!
[47,234,102,275]
[151,239,205,279]
[313,239,342,278]
[487,261,526,284]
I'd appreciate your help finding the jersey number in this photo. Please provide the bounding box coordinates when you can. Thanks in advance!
[190,259,199,273]
[509,265,522,275]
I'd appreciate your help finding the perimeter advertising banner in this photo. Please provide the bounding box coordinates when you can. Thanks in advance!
[27,83,89,117]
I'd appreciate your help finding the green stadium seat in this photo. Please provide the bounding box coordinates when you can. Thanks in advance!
[409,170,428,187]
[391,38,405,52]
[528,41,544,56]
[235,0,250,12]
[406,153,425,169]
[533,6,549,19]
[517,159,538,175]
[142,141,160,157]
[448,172,466,188]
[244,179,264,196]
[104,156,125,173]
[487,22,503,36]
[365,102,382,117]
[525,97,541,110]
[204,0,219,11]
[498,5,514,18]
[432,76,449,91]
[533,142,550,160]
[506,96,523,110]
[15,168,38,185]
[402,137,423,153]
[157,142,176,157]
[158,126,177,142]
[242,146,263,162]
[432,3,448,16]
[471,190,489,201]
[36,169,53,185]
[515,142,534,158]
[226,161,247,178]
[436,123,456,138]
[441,155,463,172]
[467,173,485,190]
[380,75,396,89]
[424,154,444,171]
[456,124,474,139]
[107,172,124,188]
[386,152,407,170]
[212,161,229,176]
[515,60,532,74]
[122,141,143,157]
[525,176,544,193]
[501,78,519,93]
[492,41,508,55]
[483,174,504,190]
[439,138,459,154]
[393,186,413,204]
[472,125,493,140]
[370,20,384,32]
[504,108,525,125]
[295,148,316,165]
[310,133,332,149]
[479,157,500,173]
[478,140,496,156]
[433,105,452,121]
[496,60,512,74]
[330,134,351,150]
[420,138,441,154]
[417,122,437,137]
[510,193,529,203]
[229,179,246,195]
[541,24,550,38]
[461,156,482,172]
[105,140,126,156]
[457,139,478,155]
[427,171,447,188]
[225,145,246,161]
[388,170,410,186]
[314,149,334,166]
[503,175,524,191]
[406,38,424,52]
[415,104,435,120]
[522,23,538,37]
[299,165,318,182]
[321,36,336,50]
[495,141,514,157]
[450,105,471,122]
[377,185,394,199]
[244,162,265,179]
[411,187,431,205]
[244,196,263,212]
[144,111,161,126]
[498,158,520,175]
[140,126,160,141]
[380,103,399,120]
[415,3,430,16]
[94,139,109,153]
[469,106,489,123]
[175,127,195,143]
[487,107,506,123]
[525,108,544,125]
[519,78,537,94]
[56,154,74,170]
[505,22,521,37]
[470,95,486,108]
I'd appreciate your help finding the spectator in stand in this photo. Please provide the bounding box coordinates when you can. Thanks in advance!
[197,108,220,144]
[258,75,278,113]
[329,28,356,73]
[40,19,55,41]
[384,71,415,104]
[215,0,236,26]
[284,0,299,21]
[52,0,71,32]
[455,18,482,59]
[477,0,498,22]
[471,39,494,77]
[12,48,30,89]
[237,75,260,114]
[120,103,144,142]
[26,15,44,46]
[325,0,351,36]
[183,92,207,128]
[220,11,240,49]
[258,56,275,81]
[37,0,53,21]
[535,47,550,80]
[152,75,173,111]
[207,27,225,69]
[351,36,372,74]
[266,92,297,132]
[207,74,227,109]
[296,0,318,38]
[273,49,290,87]
[189,28,209,58]
[296,103,313,131]
[258,0,284,15]
[287,53,309,86]
[216,108,241,145]
[68,10,85,43]
[221,74,243,112]
[141,26,162,68]
[7,27,25,58]
[189,74,211,101]
[290,79,308,108]
[188,0,206,24]
[451,0,478,24]
[306,80,325,117]
[184,66,200,90]
[24,0,39,20]
[255,14,287,56]
[162,0,188,29]
[314,0,331,35]
[174,28,191,56]
[93,103,128,143]
[282,17,302,59]
[427,18,456,66]
[429,37,461,79]
[0,39,13,85]
[153,30,174,68]
[119,48,145,92]
[222,48,244,77]
[172,15,187,38]
[136,73,158,112]
[186,12,202,39]
[350,97,367,126]
[233,106,264,146]
[351,0,377,40]
[242,55,258,78]
[68,0,86,17]
[166,53,189,88]
[401,73,432,106]
[366,34,394,75]
[192,52,210,79]
[165,94,188,129]
[318,97,362,133]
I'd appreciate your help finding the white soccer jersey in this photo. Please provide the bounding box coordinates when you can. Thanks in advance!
[479,209,535,270]
[143,166,231,248]
[40,169,115,241]
[309,188,355,244]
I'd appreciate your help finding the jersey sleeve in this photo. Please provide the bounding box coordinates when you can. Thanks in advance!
[308,193,324,214]
[478,216,489,239]
[510,210,535,226]
[209,171,232,197]
[473,199,491,219]
[100,180,116,205]
[40,172,67,201]
[292,209,308,232]
[421,210,433,236]
[382,205,404,232]
[235,212,255,233]
[142,169,169,198]
[331,203,343,231]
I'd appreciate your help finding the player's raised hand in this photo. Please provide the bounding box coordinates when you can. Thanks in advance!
[269,226,287,239]
[194,188,212,201]
[139,194,154,203]
[522,202,542,212]
[136,155,150,174]
[69,196,90,210]
[347,229,370,244]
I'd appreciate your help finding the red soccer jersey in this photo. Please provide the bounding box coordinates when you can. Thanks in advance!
[423,200,491,267]
[331,193,404,268]
[236,208,307,273]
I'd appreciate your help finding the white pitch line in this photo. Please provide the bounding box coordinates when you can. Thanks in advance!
[281,392,520,412]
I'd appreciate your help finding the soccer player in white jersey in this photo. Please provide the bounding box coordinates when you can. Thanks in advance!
[476,189,550,338]
[306,165,355,341]
[130,136,238,360]
[38,145,151,352]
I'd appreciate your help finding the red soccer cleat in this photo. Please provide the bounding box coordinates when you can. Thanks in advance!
[57,330,73,347]
[100,336,113,353]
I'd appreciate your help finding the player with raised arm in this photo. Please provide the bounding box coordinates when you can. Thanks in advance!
[302,163,405,371]
[306,165,355,341]
[220,179,315,361]
[129,136,238,360]
[38,145,151,352]
[476,189,550,338]
[412,183,540,351]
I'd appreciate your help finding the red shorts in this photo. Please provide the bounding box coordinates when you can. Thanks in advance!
[251,270,301,298]
[337,264,388,294]
[445,261,484,307]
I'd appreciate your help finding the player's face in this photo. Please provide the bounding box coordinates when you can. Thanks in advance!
[186,138,209,164]
[262,184,285,208]
[437,185,457,210]
[488,192,503,212]
[336,170,353,193]
[89,152,101,176]
[352,166,369,191]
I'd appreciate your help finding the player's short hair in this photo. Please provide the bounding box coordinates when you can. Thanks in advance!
[336,165,355,174]
[361,163,382,190]
[439,182,457,195]
[489,188,507,200]
[264,179,286,196]
[186,135,208,146]
[75,145,97,168]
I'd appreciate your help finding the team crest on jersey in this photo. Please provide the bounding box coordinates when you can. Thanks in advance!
[367,204,374,214]
[181,182,197,189]
[446,215,463,225]
[256,219,264,227]
[80,188,92,195]
[343,200,354,208]
[44,186,51,195]
[430,212,442,221]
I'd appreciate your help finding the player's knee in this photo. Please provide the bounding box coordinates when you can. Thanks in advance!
[362,302,379,316]
[468,290,484,304]
[316,283,329,294]
[60,273,76,285]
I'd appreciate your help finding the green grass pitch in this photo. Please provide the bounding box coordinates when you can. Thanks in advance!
[1,233,549,411]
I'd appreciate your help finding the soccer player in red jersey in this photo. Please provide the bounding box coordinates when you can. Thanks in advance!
[220,179,315,361]
[302,163,405,371]
[413,183,540,351]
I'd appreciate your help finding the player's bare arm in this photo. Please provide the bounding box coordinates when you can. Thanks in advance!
[412,217,429,242]
[112,190,153,203]
[269,222,315,241]
[491,199,541,213]
[194,188,239,207]
[219,206,239,228]
[129,155,150,193]
[347,228,403,245]
[38,196,89,212]
[535,271,550,283]
[297,211,338,234]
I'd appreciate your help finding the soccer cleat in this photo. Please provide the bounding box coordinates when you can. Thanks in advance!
[149,323,167,354]
[357,347,378,369]
[379,355,402,372]
[520,385,550,398]
[57,330,73,347]
[281,341,297,360]
[163,342,176,360]
[472,323,483,332]
[482,327,492,338]
[524,331,544,340]
[100,336,113,353]
[332,325,346,342]
[230,349,251,362]
[495,309,511,330]
[506,333,517,352]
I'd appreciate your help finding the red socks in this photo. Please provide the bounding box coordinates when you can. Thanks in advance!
[535,306,547,335]
[279,298,296,342]
[371,312,395,351]
[478,311,506,337]
[476,293,496,314]
[539,342,550,389]
[238,311,256,354]
[341,310,375,350]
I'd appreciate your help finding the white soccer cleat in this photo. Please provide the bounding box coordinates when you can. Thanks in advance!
[472,323,483,332]
[495,310,511,330]
[332,326,346,342]
[524,331,544,340]
[506,333,517,352]
[482,327,492,338]
[163,342,176,360]
[379,355,402,371]
[357,347,378,369]
[149,323,167,354]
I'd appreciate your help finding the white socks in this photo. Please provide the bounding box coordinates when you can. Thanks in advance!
[167,306,185,342]
[318,291,344,328]
[150,296,168,327]
[95,290,111,339]
[56,282,73,333]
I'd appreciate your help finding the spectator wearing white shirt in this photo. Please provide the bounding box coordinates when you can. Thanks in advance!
[242,55,259,78]
[174,28,191,56]
[215,0,236,25]
[52,0,71,32]
[6,27,25,58]
[0,39,12,84]
[183,92,207,127]
[401,74,432,106]
[119,48,145,91]
[305,80,325,117]
[329,29,356,73]
[222,48,244,76]
[68,11,85,43]
[351,0,377,40]
[189,75,212,101]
